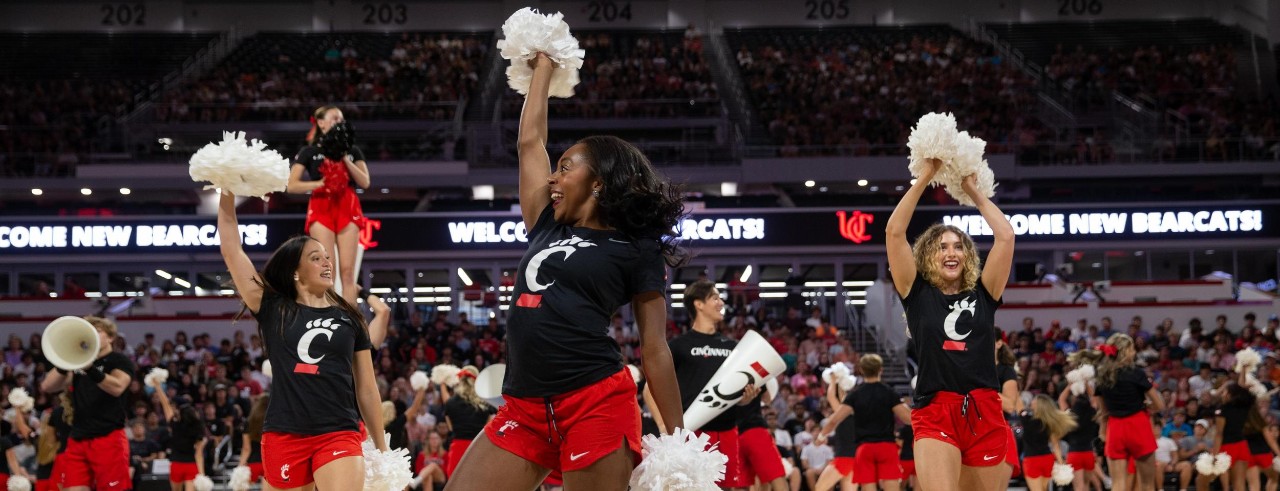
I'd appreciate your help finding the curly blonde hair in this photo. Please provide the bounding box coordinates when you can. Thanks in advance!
[912,223,980,293]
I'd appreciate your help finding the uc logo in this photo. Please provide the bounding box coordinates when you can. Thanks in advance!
[836,211,874,244]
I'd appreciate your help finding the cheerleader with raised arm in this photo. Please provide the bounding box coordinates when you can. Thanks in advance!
[1088,334,1164,491]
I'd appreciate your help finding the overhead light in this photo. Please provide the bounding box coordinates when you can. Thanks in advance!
[31,188,42,196]
[857,179,868,187]
[80,188,92,196]
[739,265,753,283]
[721,182,738,197]
[869,186,879,192]
[457,268,473,286]
[472,184,494,201]
[173,277,192,288]
[155,270,172,279]
[380,188,390,194]
[819,186,828,192]
[804,180,815,188]
[119,188,131,195]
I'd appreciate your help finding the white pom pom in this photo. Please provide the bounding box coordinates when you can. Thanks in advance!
[906,112,959,170]
[144,367,169,389]
[7,387,34,413]
[189,131,290,199]
[1236,348,1262,373]
[262,360,272,379]
[838,376,856,392]
[1213,453,1233,475]
[1052,463,1075,486]
[410,371,430,392]
[431,364,461,388]
[1272,455,1280,473]
[1078,364,1095,381]
[821,367,836,385]
[193,475,214,491]
[627,364,643,384]
[629,428,727,490]
[781,457,794,477]
[496,8,586,98]
[1195,453,1216,475]
[229,465,253,491]
[361,433,414,491]
[1066,365,1094,395]
[7,475,31,491]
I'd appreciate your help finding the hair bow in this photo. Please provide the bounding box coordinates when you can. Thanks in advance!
[1099,344,1118,357]
[457,371,477,380]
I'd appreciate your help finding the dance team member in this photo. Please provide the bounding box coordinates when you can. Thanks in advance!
[446,52,686,491]
[1058,355,1104,491]
[1212,382,1263,491]
[155,388,207,491]
[816,354,912,491]
[1019,395,1076,491]
[40,316,134,491]
[996,335,1023,478]
[813,377,857,491]
[1089,334,1164,491]
[236,394,270,488]
[885,159,1016,491]
[442,366,496,477]
[217,191,388,490]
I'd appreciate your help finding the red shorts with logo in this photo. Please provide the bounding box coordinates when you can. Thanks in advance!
[1022,454,1055,478]
[446,439,471,477]
[1221,441,1251,464]
[1250,453,1274,469]
[261,430,363,488]
[61,429,131,490]
[700,428,745,487]
[1103,411,1156,460]
[248,462,264,482]
[739,427,786,484]
[911,389,1009,467]
[1067,451,1096,471]
[853,441,902,484]
[900,459,916,477]
[832,456,856,476]
[169,461,199,483]
[1005,424,1021,476]
[305,186,365,235]
[485,368,641,474]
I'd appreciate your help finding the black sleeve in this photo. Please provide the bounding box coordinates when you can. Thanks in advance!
[107,353,136,380]
[354,317,373,352]
[349,146,366,162]
[627,241,667,298]
[898,272,926,302]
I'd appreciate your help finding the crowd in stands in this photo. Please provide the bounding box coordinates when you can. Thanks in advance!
[730,27,1040,158]
[156,32,490,123]
[0,79,139,177]
[501,27,719,119]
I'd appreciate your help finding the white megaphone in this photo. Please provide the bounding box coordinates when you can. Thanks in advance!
[475,363,506,407]
[684,330,786,432]
[42,316,100,371]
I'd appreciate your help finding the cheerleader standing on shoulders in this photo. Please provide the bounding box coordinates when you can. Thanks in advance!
[885,158,1017,491]
[1089,334,1164,491]
[817,355,912,491]
[441,366,496,478]
[1019,395,1077,491]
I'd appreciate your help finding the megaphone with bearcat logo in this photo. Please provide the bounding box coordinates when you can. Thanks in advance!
[683,330,785,432]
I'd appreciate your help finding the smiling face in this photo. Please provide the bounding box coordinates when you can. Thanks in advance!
[547,143,600,225]
[296,239,334,295]
[913,223,979,293]
[693,288,726,324]
[933,231,966,284]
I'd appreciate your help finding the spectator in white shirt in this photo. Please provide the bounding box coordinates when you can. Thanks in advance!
[1188,363,1213,399]
[801,439,834,491]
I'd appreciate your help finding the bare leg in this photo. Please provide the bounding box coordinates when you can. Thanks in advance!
[561,441,633,491]
[959,464,1011,491]
[1108,458,1130,491]
[335,223,361,306]
[915,439,964,491]
[813,464,846,491]
[313,455,365,491]
[444,434,550,491]
[1131,454,1156,491]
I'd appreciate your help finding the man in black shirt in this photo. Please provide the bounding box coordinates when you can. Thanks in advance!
[39,316,135,491]
[817,354,912,490]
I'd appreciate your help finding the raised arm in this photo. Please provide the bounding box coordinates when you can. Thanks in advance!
[155,385,176,422]
[218,192,264,312]
[517,53,554,229]
[885,159,940,297]
[636,291,684,433]
[365,295,390,347]
[963,175,1014,300]
[286,164,324,194]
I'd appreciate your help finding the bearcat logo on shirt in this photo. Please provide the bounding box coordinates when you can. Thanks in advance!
[294,317,343,374]
[941,297,977,351]
[517,235,597,308]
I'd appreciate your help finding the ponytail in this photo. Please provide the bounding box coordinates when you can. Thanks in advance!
[306,105,341,145]
[453,366,489,410]
[1091,333,1136,389]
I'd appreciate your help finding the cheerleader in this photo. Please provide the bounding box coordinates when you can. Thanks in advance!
[1212,382,1264,491]
[996,335,1023,478]
[1090,334,1164,491]
[814,378,857,491]
[33,400,69,491]
[1247,421,1280,491]
[155,388,208,491]
[1019,395,1077,491]
[288,106,372,308]
[441,366,496,478]
[886,159,1016,491]
[816,355,912,491]
[1058,356,1104,491]
[236,394,269,489]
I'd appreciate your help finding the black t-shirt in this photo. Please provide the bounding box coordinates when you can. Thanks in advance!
[670,331,739,432]
[1247,432,1270,454]
[293,145,367,187]
[996,365,1019,405]
[70,351,135,439]
[443,398,496,440]
[842,382,900,443]
[256,291,373,435]
[900,273,1001,407]
[130,438,161,464]
[169,419,204,463]
[737,392,767,432]
[0,421,14,474]
[504,204,666,397]
[1096,367,1152,418]
[898,425,914,460]
[1216,403,1252,444]
[832,416,858,457]
[1021,414,1052,457]
[1064,396,1098,452]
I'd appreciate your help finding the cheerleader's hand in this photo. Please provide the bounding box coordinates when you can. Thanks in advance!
[527,51,553,70]
[961,174,980,195]
[815,433,828,446]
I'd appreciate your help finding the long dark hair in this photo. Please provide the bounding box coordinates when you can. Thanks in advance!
[246,236,368,354]
[175,404,204,438]
[578,135,689,267]
[246,394,269,442]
